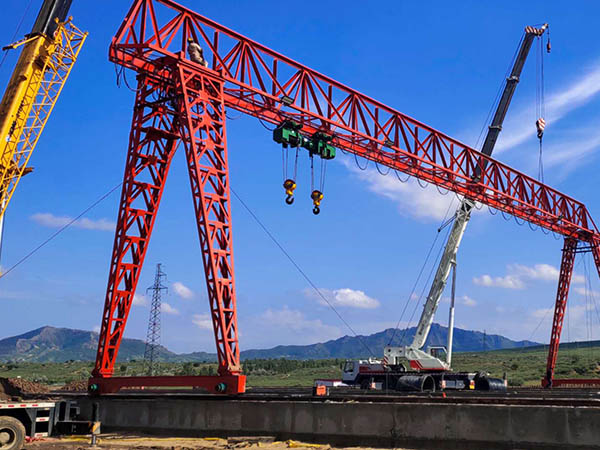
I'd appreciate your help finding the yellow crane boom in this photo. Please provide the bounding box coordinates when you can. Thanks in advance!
[0,0,86,264]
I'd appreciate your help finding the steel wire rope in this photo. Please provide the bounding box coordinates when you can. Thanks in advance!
[417,177,428,189]
[474,33,525,150]
[514,214,525,226]
[230,187,375,357]
[319,158,327,193]
[584,254,600,367]
[354,153,368,170]
[520,256,584,359]
[500,209,512,222]
[0,0,35,71]
[436,184,449,196]
[387,196,457,346]
[375,160,391,176]
[394,169,410,183]
[114,63,139,93]
[397,219,454,346]
[257,115,276,132]
[0,182,123,280]
[583,256,598,365]
[536,33,546,183]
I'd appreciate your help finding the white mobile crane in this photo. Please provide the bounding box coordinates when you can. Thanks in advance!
[342,24,549,392]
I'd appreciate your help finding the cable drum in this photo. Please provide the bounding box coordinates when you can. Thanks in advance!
[474,376,506,391]
[394,375,436,392]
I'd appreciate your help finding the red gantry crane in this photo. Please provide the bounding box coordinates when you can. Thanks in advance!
[90,0,600,394]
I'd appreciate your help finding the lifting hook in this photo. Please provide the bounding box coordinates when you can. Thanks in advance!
[311,189,323,215]
[283,179,296,205]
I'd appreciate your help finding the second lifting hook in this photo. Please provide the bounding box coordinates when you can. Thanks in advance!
[311,190,323,215]
[283,179,296,205]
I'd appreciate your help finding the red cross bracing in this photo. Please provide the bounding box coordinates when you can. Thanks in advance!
[90,0,600,393]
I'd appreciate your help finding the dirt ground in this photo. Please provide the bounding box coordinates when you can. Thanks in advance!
[0,377,50,400]
[24,434,404,450]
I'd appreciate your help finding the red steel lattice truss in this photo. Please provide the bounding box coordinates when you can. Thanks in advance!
[92,0,600,392]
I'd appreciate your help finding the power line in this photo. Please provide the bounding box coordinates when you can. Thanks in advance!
[0,182,123,280]
[0,0,35,71]
[230,187,375,358]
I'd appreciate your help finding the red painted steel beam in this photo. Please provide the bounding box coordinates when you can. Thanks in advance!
[175,65,241,375]
[92,66,244,391]
[93,75,180,378]
[101,0,600,391]
[549,378,600,388]
[543,238,577,388]
[108,0,600,244]
[88,375,245,394]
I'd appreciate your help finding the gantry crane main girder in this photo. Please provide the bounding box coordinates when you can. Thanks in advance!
[92,0,600,393]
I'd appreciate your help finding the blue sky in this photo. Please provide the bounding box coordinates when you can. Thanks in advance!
[1,0,600,354]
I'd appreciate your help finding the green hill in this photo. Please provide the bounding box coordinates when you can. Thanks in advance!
[0,324,538,363]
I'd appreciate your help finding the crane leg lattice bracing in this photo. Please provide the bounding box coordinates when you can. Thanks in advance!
[90,68,245,395]
[543,238,577,387]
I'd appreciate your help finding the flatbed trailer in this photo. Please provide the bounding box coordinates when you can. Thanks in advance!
[0,399,83,449]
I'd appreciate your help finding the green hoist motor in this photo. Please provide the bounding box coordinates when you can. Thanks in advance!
[273,121,336,160]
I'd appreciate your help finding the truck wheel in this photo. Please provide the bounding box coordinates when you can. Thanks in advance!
[0,416,26,450]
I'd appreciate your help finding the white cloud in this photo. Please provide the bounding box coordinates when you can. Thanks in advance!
[510,263,559,282]
[304,287,380,309]
[542,129,600,174]
[574,287,600,298]
[260,306,340,343]
[473,263,585,290]
[192,314,213,330]
[495,64,600,154]
[529,303,599,342]
[132,294,148,306]
[340,157,471,222]
[531,307,553,319]
[31,213,115,231]
[161,302,179,315]
[473,274,525,290]
[173,282,194,300]
[461,295,477,307]
[92,325,101,333]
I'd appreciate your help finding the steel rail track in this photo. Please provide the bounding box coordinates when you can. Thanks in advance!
[53,386,600,408]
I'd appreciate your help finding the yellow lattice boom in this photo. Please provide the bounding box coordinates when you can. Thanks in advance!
[0,18,87,218]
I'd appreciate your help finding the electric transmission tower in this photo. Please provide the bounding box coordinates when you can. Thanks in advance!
[143,263,167,376]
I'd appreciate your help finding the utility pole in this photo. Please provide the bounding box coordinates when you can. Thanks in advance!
[144,263,167,376]
[482,330,487,352]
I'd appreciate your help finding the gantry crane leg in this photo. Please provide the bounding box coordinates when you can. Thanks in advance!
[90,69,245,395]
[543,238,577,387]
[92,76,180,383]
[176,66,241,376]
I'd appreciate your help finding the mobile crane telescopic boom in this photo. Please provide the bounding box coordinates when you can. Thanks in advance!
[384,24,549,372]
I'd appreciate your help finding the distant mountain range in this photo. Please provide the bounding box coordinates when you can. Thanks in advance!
[0,325,539,363]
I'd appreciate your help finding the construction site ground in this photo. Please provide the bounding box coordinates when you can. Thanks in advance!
[25,434,405,450]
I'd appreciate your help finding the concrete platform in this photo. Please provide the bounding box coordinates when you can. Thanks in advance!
[75,395,600,449]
